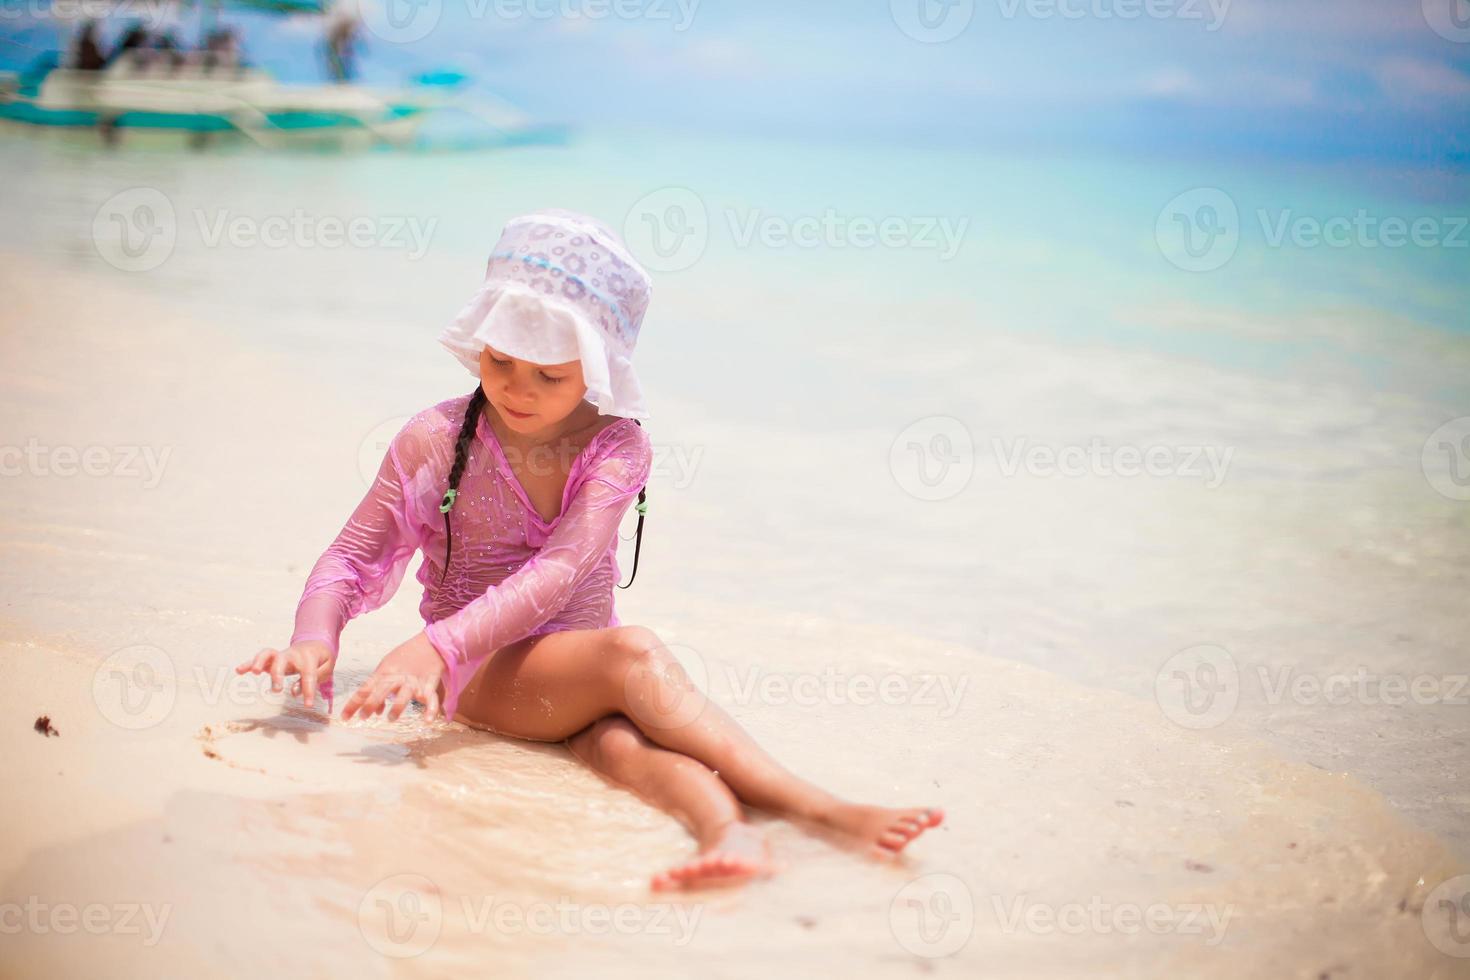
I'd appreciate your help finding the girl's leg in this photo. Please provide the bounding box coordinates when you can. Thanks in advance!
[451,626,943,856]
[564,714,774,890]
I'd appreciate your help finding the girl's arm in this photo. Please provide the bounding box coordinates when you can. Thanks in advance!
[424,425,652,719]
[288,423,424,698]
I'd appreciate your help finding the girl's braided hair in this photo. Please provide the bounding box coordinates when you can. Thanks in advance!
[438,387,647,589]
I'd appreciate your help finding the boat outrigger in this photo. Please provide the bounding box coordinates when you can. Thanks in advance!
[0,0,566,150]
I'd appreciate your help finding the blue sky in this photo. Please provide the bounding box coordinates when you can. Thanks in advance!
[5,0,1468,168]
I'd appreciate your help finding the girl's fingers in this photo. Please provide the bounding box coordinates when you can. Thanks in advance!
[387,681,413,722]
[376,680,401,718]
[298,657,319,708]
[341,672,437,723]
[238,648,275,674]
[363,679,393,718]
[340,682,371,720]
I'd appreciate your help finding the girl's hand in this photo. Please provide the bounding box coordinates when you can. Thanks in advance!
[340,632,445,723]
[236,640,336,710]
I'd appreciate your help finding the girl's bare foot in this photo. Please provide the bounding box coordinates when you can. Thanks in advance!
[651,821,775,891]
[817,804,945,858]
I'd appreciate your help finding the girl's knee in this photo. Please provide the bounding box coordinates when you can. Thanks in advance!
[604,625,670,675]
[571,713,645,770]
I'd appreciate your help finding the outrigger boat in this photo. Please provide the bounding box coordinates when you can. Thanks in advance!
[0,0,566,150]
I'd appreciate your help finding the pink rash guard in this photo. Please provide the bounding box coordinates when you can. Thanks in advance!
[288,391,653,719]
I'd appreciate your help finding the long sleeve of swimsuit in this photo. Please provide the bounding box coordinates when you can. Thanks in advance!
[288,423,422,703]
[424,418,652,720]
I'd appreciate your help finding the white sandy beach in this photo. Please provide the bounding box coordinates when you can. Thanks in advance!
[3,246,1469,978]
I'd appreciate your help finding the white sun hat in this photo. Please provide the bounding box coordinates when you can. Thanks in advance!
[438,208,653,420]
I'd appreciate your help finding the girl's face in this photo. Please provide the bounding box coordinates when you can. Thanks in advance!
[479,345,589,432]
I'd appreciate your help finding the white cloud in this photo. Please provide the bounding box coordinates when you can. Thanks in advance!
[1374,57,1470,105]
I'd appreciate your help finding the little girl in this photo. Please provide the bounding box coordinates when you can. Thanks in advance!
[236,208,943,889]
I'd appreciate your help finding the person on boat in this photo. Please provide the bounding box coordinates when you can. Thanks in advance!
[201,27,246,74]
[69,20,106,71]
[154,30,186,71]
[105,22,147,68]
[322,15,363,83]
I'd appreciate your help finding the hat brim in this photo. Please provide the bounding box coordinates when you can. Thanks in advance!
[438,281,650,421]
